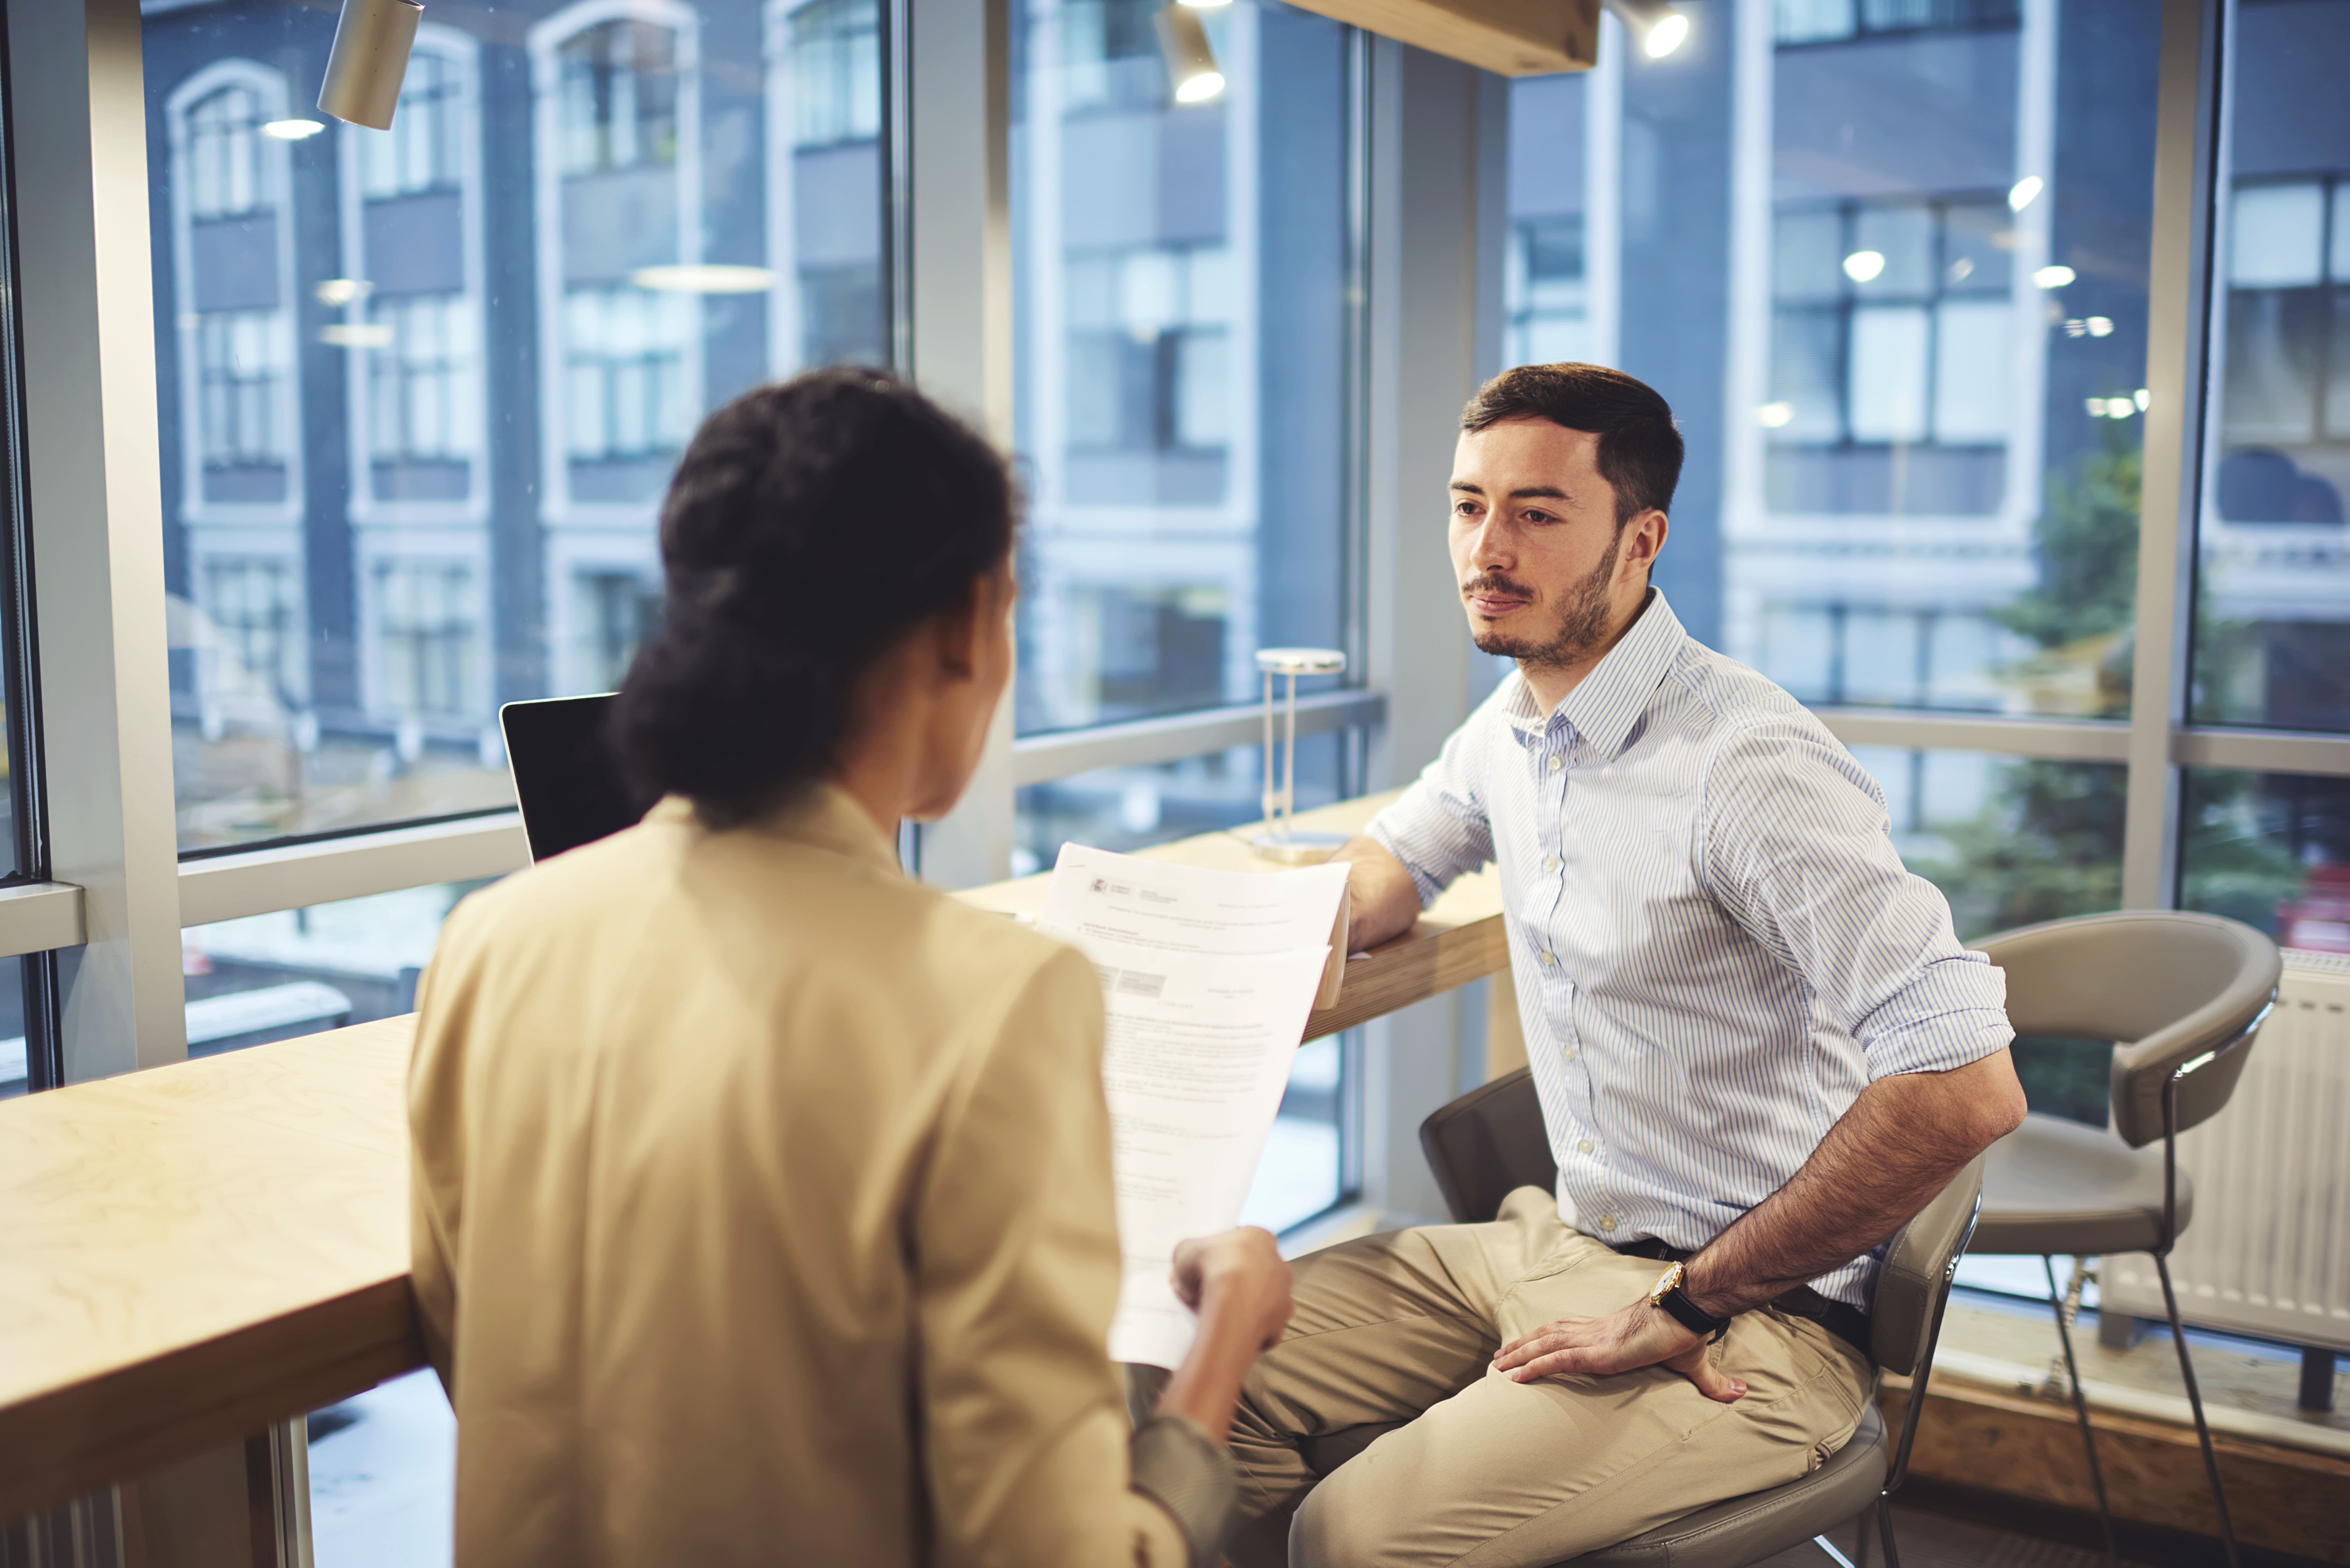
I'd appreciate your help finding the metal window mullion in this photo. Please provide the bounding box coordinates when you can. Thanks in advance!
[1011,690,1388,790]
[2120,0,2224,913]
[7,0,188,1080]
[902,0,1012,890]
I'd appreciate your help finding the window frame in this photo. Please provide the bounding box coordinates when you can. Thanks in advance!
[0,0,2339,1126]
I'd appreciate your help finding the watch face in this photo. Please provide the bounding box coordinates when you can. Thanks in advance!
[1649,1262,1682,1304]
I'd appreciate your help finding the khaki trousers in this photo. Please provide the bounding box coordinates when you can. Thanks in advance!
[1228,1189,1874,1568]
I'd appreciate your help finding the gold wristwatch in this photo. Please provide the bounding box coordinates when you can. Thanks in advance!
[1648,1261,1731,1342]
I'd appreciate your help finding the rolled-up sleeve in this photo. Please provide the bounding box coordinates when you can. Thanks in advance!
[1699,719,2013,1081]
[1366,708,1498,906]
[915,944,1208,1568]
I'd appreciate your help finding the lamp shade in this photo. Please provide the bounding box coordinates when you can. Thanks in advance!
[317,0,423,132]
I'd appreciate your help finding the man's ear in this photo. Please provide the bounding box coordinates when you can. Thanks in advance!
[1623,508,1669,581]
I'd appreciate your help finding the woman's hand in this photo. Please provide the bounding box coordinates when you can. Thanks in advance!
[1156,1228,1294,1443]
[1171,1228,1294,1351]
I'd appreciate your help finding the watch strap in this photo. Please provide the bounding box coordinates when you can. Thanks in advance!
[1656,1283,1732,1341]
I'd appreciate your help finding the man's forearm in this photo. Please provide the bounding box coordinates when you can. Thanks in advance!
[1682,1049,2027,1319]
[1333,836,1422,951]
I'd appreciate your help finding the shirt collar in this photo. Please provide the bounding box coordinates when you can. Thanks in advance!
[1504,588,1687,762]
[648,782,903,873]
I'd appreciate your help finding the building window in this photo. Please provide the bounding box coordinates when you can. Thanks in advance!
[186,83,269,219]
[360,47,463,198]
[787,0,880,149]
[368,294,478,495]
[375,562,479,721]
[575,569,663,693]
[171,66,299,513]
[1774,0,2020,47]
[196,309,293,484]
[565,287,696,466]
[1508,215,1587,368]
[1766,195,2015,515]
[201,556,306,705]
[1063,245,1234,461]
[559,20,681,175]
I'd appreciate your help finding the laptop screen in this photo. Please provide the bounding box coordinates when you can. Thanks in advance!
[499,694,657,863]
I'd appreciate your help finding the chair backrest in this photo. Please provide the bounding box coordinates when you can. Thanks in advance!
[1419,1067,1556,1225]
[1870,1154,1982,1376]
[1420,1071,1985,1376]
[1975,910,2279,1148]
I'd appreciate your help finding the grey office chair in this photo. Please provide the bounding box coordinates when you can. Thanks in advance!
[1969,911,2280,1568]
[1300,1068,1984,1568]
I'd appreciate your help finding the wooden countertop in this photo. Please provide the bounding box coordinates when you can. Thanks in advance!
[0,793,1503,1522]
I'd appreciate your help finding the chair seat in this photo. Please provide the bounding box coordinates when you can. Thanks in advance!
[1566,1406,1889,1568]
[1971,1112,2193,1257]
[1300,1408,1888,1568]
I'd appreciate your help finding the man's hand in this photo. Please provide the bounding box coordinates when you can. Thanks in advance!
[1492,1297,1747,1403]
[1332,836,1422,951]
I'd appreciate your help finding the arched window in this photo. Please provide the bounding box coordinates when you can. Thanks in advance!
[166,60,307,727]
[531,1,702,696]
[337,26,493,728]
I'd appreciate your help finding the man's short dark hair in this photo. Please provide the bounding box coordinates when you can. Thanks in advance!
[1460,363,1684,526]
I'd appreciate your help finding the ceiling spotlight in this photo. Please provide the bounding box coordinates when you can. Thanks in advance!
[318,0,422,132]
[1604,0,1690,58]
[261,119,327,140]
[2033,264,2077,289]
[2008,175,2044,212]
[1153,6,1224,103]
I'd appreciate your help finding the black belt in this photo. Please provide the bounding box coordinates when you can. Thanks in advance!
[1607,1237,1873,1362]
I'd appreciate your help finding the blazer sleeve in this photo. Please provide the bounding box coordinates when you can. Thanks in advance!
[406,892,488,1398]
[911,941,1196,1568]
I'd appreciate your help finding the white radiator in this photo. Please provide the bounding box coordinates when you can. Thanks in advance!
[2102,950,2350,1351]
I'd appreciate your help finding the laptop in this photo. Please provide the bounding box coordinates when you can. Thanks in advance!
[499,694,658,862]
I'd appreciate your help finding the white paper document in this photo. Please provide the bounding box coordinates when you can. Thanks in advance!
[1039,846,1350,1368]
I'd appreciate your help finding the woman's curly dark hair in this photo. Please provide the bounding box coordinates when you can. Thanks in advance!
[611,369,1016,829]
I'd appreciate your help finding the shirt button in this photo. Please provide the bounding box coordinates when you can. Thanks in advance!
[1562,1047,1577,1061]
[1542,855,1559,872]
[1538,950,1557,966]
[1597,1215,1617,1232]
[1547,756,1564,773]
[1577,1139,1595,1154]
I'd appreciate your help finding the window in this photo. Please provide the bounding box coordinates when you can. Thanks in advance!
[1507,0,2154,723]
[1011,0,1359,736]
[2192,1,2350,738]
[144,1,891,853]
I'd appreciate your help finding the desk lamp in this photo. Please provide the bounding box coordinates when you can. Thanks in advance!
[1253,647,1348,864]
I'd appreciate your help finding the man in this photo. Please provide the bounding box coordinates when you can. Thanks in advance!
[1227,363,2028,1567]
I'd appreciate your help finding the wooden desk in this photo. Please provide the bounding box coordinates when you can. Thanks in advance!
[0,793,1503,1523]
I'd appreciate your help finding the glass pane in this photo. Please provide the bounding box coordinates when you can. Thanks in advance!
[1238,1033,1346,1234]
[0,960,31,1099]
[2191,0,2350,733]
[1011,0,1354,735]
[309,1367,454,1568]
[181,881,484,1052]
[1840,746,2125,940]
[1844,746,2126,1127]
[145,3,890,853]
[2180,769,2350,955]
[1506,0,2156,718]
[1012,734,1345,876]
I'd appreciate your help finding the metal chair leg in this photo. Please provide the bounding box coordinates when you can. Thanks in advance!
[1874,1494,1903,1568]
[2156,1253,2242,1568]
[2045,1255,2119,1566]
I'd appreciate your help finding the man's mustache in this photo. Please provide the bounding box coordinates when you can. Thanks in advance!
[1461,573,1535,600]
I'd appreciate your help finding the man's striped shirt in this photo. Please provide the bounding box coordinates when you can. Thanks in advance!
[1367,590,2013,1311]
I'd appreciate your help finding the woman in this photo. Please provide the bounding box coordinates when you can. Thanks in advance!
[408,369,1292,1567]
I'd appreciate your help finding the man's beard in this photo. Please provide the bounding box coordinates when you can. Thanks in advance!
[1465,529,1624,671]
